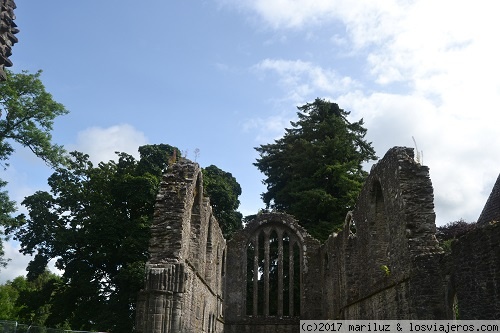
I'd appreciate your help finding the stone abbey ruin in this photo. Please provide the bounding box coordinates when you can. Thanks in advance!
[0,0,17,81]
[3,4,498,331]
[135,147,500,333]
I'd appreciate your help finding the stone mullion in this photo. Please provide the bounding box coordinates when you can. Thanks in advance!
[299,241,303,317]
[253,234,259,316]
[264,230,270,316]
[289,239,294,317]
[277,229,284,316]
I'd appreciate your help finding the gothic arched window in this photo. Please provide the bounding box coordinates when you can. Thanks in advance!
[245,226,302,317]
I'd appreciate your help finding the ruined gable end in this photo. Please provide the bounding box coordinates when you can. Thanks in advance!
[136,160,226,333]
[137,148,500,332]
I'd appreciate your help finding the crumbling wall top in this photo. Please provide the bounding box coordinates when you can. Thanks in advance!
[354,146,439,255]
[148,160,203,263]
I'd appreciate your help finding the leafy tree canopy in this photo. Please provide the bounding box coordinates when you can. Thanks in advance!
[6,143,242,331]
[0,179,16,269]
[0,277,23,321]
[0,272,61,324]
[202,165,243,238]
[0,69,68,270]
[436,219,477,253]
[6,144,177,331]
[436,219,477,242]
[0,69,68,167]
[254,98,377,240]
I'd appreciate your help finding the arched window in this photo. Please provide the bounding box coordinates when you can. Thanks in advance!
[245,226,302,317]
[221,249,226,277]
[370,180,391,275]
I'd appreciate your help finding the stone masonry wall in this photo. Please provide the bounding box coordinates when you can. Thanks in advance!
[137,148,500,332]
[448,222,500,319]
[321,147,446,319]
[225,213,321,333]
[136,160,225,333]
[0,0,18,80]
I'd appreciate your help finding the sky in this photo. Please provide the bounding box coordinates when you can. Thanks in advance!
[1,0,500,282]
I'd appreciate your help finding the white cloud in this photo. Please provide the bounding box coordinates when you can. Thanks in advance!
[0,124,149,283]
[253,59,359,104]
[0,241,31,283]
[242,113,291,144]
[0,240,63,284]
[338,90,500,225]
[220,0,405,41]
[233,0,500,226]
[68,124,148,164]
[1,167,40,214]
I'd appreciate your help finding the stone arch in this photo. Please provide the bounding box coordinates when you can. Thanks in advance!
[189,170,209,275]
[369,179,390,271]
[191,171,203,217]
[221,248,226,278]
[244,223,303,317]
[344,211,355,237]
[226,212,321,331]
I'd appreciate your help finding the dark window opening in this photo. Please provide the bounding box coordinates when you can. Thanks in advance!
[245,228,302,317]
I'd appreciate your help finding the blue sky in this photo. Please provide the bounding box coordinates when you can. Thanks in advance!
[2,0,500,282]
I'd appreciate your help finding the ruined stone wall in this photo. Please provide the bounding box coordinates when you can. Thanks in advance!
[224,213,321,333]
[321,147,447,319]
[448,222,500,319]
[136,161,225,333]
[137,148,500,332]
[0,0,18,80]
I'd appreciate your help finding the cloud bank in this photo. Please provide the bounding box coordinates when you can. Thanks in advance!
[236,0,500,225]
[69,124,149,164]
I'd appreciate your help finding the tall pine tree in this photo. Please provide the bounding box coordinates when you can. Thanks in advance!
[254,98,377,240]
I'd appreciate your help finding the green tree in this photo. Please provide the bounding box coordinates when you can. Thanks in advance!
[0,69,68,270]
[0,69,68,167]
[0,279,21,320]
[254,98,377,240]
[7,144,242,331]
[0,273,60,324]
[0,179,16,269]
[202,165,243,238]
[436,219,477,252]
[8,145,174,331]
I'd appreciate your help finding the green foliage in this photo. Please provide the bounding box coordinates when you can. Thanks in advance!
[136,143,180,176]
[202,165,243,238]
[5,143,240,331]
[0,272,60,323]
[0,69,68,271]
[0,179,16,269]
[436,219,477,253]
[254,99,377,240]
[0,281,20,320]
[0,69,68,167]
[6,144,178,332]
[436,219,477,241]
[441,239,454,253]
